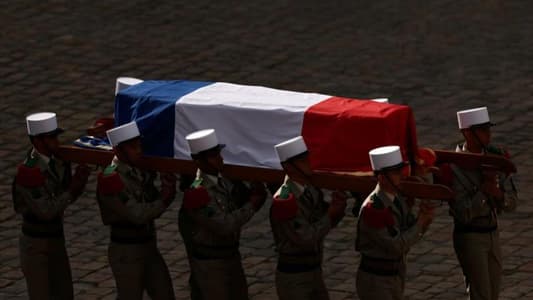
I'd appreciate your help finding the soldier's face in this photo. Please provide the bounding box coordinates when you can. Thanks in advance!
[41,135,59,153]
[472,126,491,146]
[463,126,491,147]
[283,155,312,178]
[117,138,143,163]
[32,134,60,155]
[196,148,224,173]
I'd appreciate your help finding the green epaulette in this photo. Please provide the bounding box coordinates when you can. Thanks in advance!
[190,178,203,189]
[486,144,504,156]
[370,193,385,209]
[103,164,118,176]
[279,183,291,199]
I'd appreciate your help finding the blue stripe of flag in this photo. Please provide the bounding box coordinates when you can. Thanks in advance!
[115,80,213,157]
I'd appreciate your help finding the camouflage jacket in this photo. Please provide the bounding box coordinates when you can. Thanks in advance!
[12,149,72,221]
[96,156,174,226]
[356,185,422,263]
[448,143,518,227]
[270,176,331,264]
[183,169,256,249]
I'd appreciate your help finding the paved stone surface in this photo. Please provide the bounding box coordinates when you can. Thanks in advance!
[1,1,533,299]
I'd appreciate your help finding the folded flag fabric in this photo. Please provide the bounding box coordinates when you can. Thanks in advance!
[115,80,418,172]
[74,136,113,151]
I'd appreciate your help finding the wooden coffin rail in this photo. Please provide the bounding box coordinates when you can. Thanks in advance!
[434,150,516,174]
[56,145,454,200]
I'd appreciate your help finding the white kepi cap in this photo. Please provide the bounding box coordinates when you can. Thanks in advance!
[115,77,144,95]
[457,107,494,129]
[372,98,389,103]
[106,121,140,146]
[26,112,64,136]
[369,145,406,172]
[275,136,308,163]
[186,129,224,155]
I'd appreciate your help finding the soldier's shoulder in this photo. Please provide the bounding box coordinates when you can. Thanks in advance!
[486,144,511,159]
[97,165,124,195]
[360,194,394,229]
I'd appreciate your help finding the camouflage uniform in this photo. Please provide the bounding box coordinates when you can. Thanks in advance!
[12,149,75,300]
[355,185,424,300]
[182,169,257,300]
[449,144,518,300]
[270,176,331,300]
[97,157,175,300]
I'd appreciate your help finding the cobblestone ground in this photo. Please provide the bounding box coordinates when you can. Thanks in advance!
[1,1,533,299]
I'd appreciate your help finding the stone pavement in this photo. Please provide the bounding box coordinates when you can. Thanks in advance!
[1,0,533,299]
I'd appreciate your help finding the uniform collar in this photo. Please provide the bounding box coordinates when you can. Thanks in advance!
[112,156,137,174]
[283,175,305,199]
[31,148,50,164]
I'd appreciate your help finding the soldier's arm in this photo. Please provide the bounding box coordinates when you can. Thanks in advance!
[279,215,331,251]
[500,174,518,212]
[13,183,72,220]
[189,201,256,237]
[359,206,423,257]
[99,193,168,224]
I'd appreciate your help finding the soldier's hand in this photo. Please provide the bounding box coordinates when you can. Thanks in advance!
[328,191,347,226]
[161,173,177,188]
[249,182,267,211]
[69,164,90,198]
[481,173,503,200]
[417,201,435,231]
[161,173,177,205]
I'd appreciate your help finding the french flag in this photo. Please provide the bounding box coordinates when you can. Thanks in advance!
[115,80,418,172]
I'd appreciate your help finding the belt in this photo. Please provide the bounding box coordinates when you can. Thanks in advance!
[110,224,155,244]
[22,216,64,238]
[191,243,240,260]
[277,262,320,273]
[359,255,401,277]
[22,226,64,238]
[454,224,497,234]
[278,252,321,266]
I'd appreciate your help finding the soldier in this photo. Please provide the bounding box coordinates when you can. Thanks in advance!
[445,107,518,300]
[355,146,435,300]
[270,136,347,300]
[96,121,176,300]
[181,129,267,300]
[13,112,90,300]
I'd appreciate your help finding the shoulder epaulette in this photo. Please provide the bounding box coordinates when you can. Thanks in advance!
[361,194,395,229]
[486,145,510,159]
[183,185,210,210]
[16,163,45,188]
[97,167,124,195]
[271,192,298,221]
[190,178,203,189]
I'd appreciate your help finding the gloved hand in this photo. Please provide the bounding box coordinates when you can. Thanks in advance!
[328,190,347,226]
[249,181,267,211]
[69,164,91,199]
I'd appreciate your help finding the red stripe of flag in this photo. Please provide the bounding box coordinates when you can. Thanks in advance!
[302,97,418,172]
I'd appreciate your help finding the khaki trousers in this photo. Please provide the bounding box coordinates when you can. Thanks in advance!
[356,269,404,300]
[178,208,202,300]
[190,255,248,300]
[453,230,502,300]
[276,268,329,300]
[108,240,175,300]
[19,234,73,300]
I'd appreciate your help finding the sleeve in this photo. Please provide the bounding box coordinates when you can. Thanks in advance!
[277,214,331,252]
[13,164,73,220]
[359,204,423,257]
[500,174,518,212]
[97,172,168,224]
[188,200,256,237]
